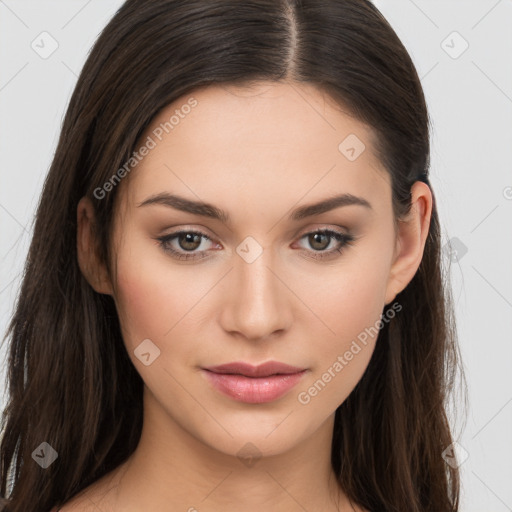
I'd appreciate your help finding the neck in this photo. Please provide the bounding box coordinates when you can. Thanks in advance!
[103,387,352,512]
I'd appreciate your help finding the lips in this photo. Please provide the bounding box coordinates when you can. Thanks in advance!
[201,361,308,404]
[203,361,306,378]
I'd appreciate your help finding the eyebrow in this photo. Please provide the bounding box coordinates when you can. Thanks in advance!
[137,192,372,223]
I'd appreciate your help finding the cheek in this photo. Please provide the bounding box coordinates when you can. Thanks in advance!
[335,275,386,342]
[299,256,390,404]
[306,263,388,350]
[112,241,212,356]
[112,240,179,350]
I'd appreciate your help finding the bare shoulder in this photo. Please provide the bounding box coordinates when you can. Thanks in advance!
[56,498,99,511]
[56,468,123,512]
[56,491,114,511]
[54,489,108,512]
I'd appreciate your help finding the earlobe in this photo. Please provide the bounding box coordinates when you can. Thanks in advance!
[76,196,114,296]
[384,181,432,304]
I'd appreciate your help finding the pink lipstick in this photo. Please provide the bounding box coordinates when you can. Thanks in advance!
[202,361,307,404]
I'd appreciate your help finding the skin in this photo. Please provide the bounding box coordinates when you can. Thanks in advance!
[70,81,432,512]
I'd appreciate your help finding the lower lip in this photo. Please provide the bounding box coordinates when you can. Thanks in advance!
[202,369,307,404]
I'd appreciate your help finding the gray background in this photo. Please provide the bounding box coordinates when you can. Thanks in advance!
[1,1,511,510]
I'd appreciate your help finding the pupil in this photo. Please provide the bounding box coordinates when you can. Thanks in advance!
[311,233,328,250]
[180,233,200,251]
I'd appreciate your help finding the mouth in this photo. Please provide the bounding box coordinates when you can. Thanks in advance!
[201,361,308,404]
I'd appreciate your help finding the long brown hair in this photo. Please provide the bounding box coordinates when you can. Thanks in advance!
[0,1,466,510]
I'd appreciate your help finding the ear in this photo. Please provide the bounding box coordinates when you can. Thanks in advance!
[384,181,432,305]
[76,196,114,295]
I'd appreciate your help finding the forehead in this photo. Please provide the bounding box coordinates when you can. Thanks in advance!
[120,81,391,215]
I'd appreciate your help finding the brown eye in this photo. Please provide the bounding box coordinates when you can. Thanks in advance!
[176,232,202,251]
[296,229,356,261]
[156,230,213,261]
[156,228,356,262]
[307,232,331,251]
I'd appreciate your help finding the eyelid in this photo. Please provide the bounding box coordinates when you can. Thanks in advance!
[158,223,350,245]
[155,224,356,262]
[295,223,350,236]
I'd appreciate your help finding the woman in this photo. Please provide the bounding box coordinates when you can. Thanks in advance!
[0,0,465,510]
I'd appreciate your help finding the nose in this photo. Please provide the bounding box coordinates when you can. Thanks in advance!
[218,246,293,342]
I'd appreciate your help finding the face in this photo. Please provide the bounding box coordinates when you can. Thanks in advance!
[99,81,403,458]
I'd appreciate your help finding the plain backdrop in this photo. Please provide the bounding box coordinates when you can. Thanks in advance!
[1,1,511,510]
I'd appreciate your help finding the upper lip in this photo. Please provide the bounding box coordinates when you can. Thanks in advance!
[203,361,306,378]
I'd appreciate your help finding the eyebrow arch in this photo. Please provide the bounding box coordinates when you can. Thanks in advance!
[137,192,372,223]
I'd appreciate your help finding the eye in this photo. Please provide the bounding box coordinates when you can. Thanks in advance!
[155,228,356,261]
[294,229,356,260]
[156,229,216,261]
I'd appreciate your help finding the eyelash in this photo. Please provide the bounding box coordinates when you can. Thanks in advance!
[155,228,356,262]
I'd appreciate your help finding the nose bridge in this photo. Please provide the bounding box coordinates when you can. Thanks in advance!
[220,238,291,340]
